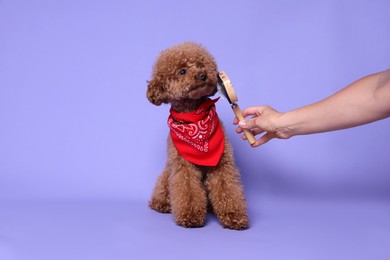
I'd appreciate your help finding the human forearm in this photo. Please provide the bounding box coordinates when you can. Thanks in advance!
[235,69,390,147]
[278,69,390,137]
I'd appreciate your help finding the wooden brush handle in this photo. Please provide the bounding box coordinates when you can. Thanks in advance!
[232,104,256,145]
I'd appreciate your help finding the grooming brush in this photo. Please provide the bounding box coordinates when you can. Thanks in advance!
[217,71,256,145]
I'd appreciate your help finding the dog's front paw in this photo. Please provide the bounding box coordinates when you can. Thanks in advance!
[149,198,171,213]
[175,213,206,228]
[219,211,249,230]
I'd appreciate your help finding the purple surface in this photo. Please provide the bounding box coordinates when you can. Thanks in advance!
[1,0,390,259]
[1,197,390,260]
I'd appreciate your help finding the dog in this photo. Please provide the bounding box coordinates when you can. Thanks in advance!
[146,42,249,230]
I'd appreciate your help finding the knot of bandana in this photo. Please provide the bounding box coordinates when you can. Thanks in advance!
[168,98,224,166]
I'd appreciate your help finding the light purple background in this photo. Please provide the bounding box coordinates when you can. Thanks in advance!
[1,0,390,260]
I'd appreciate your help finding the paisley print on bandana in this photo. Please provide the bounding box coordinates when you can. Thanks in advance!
[168,98,224,166]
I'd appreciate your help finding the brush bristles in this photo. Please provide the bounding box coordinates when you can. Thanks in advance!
[217,78,232,104]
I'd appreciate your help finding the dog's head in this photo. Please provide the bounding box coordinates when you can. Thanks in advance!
[147,42,218,106]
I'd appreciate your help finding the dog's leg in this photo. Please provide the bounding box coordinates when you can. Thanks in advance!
[205,143,249,230]
[149,165,171,213]
[169,158,207,228]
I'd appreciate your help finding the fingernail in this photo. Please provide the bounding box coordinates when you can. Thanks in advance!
[238,121,246,126]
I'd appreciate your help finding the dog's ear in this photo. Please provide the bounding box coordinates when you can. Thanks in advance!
[146,77,167,106]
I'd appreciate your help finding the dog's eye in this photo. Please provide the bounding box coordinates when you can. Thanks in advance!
[179,69,187,75]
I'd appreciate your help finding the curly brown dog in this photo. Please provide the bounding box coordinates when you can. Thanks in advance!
[147,42,249,230]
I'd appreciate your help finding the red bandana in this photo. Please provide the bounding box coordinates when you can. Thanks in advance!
[168,98,225,166]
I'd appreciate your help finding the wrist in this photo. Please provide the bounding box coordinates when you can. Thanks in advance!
[274,111,297,139]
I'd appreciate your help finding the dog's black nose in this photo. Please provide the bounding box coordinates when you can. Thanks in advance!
[198,73,207,81]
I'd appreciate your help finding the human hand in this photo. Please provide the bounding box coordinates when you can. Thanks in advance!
[233,105,291,147]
